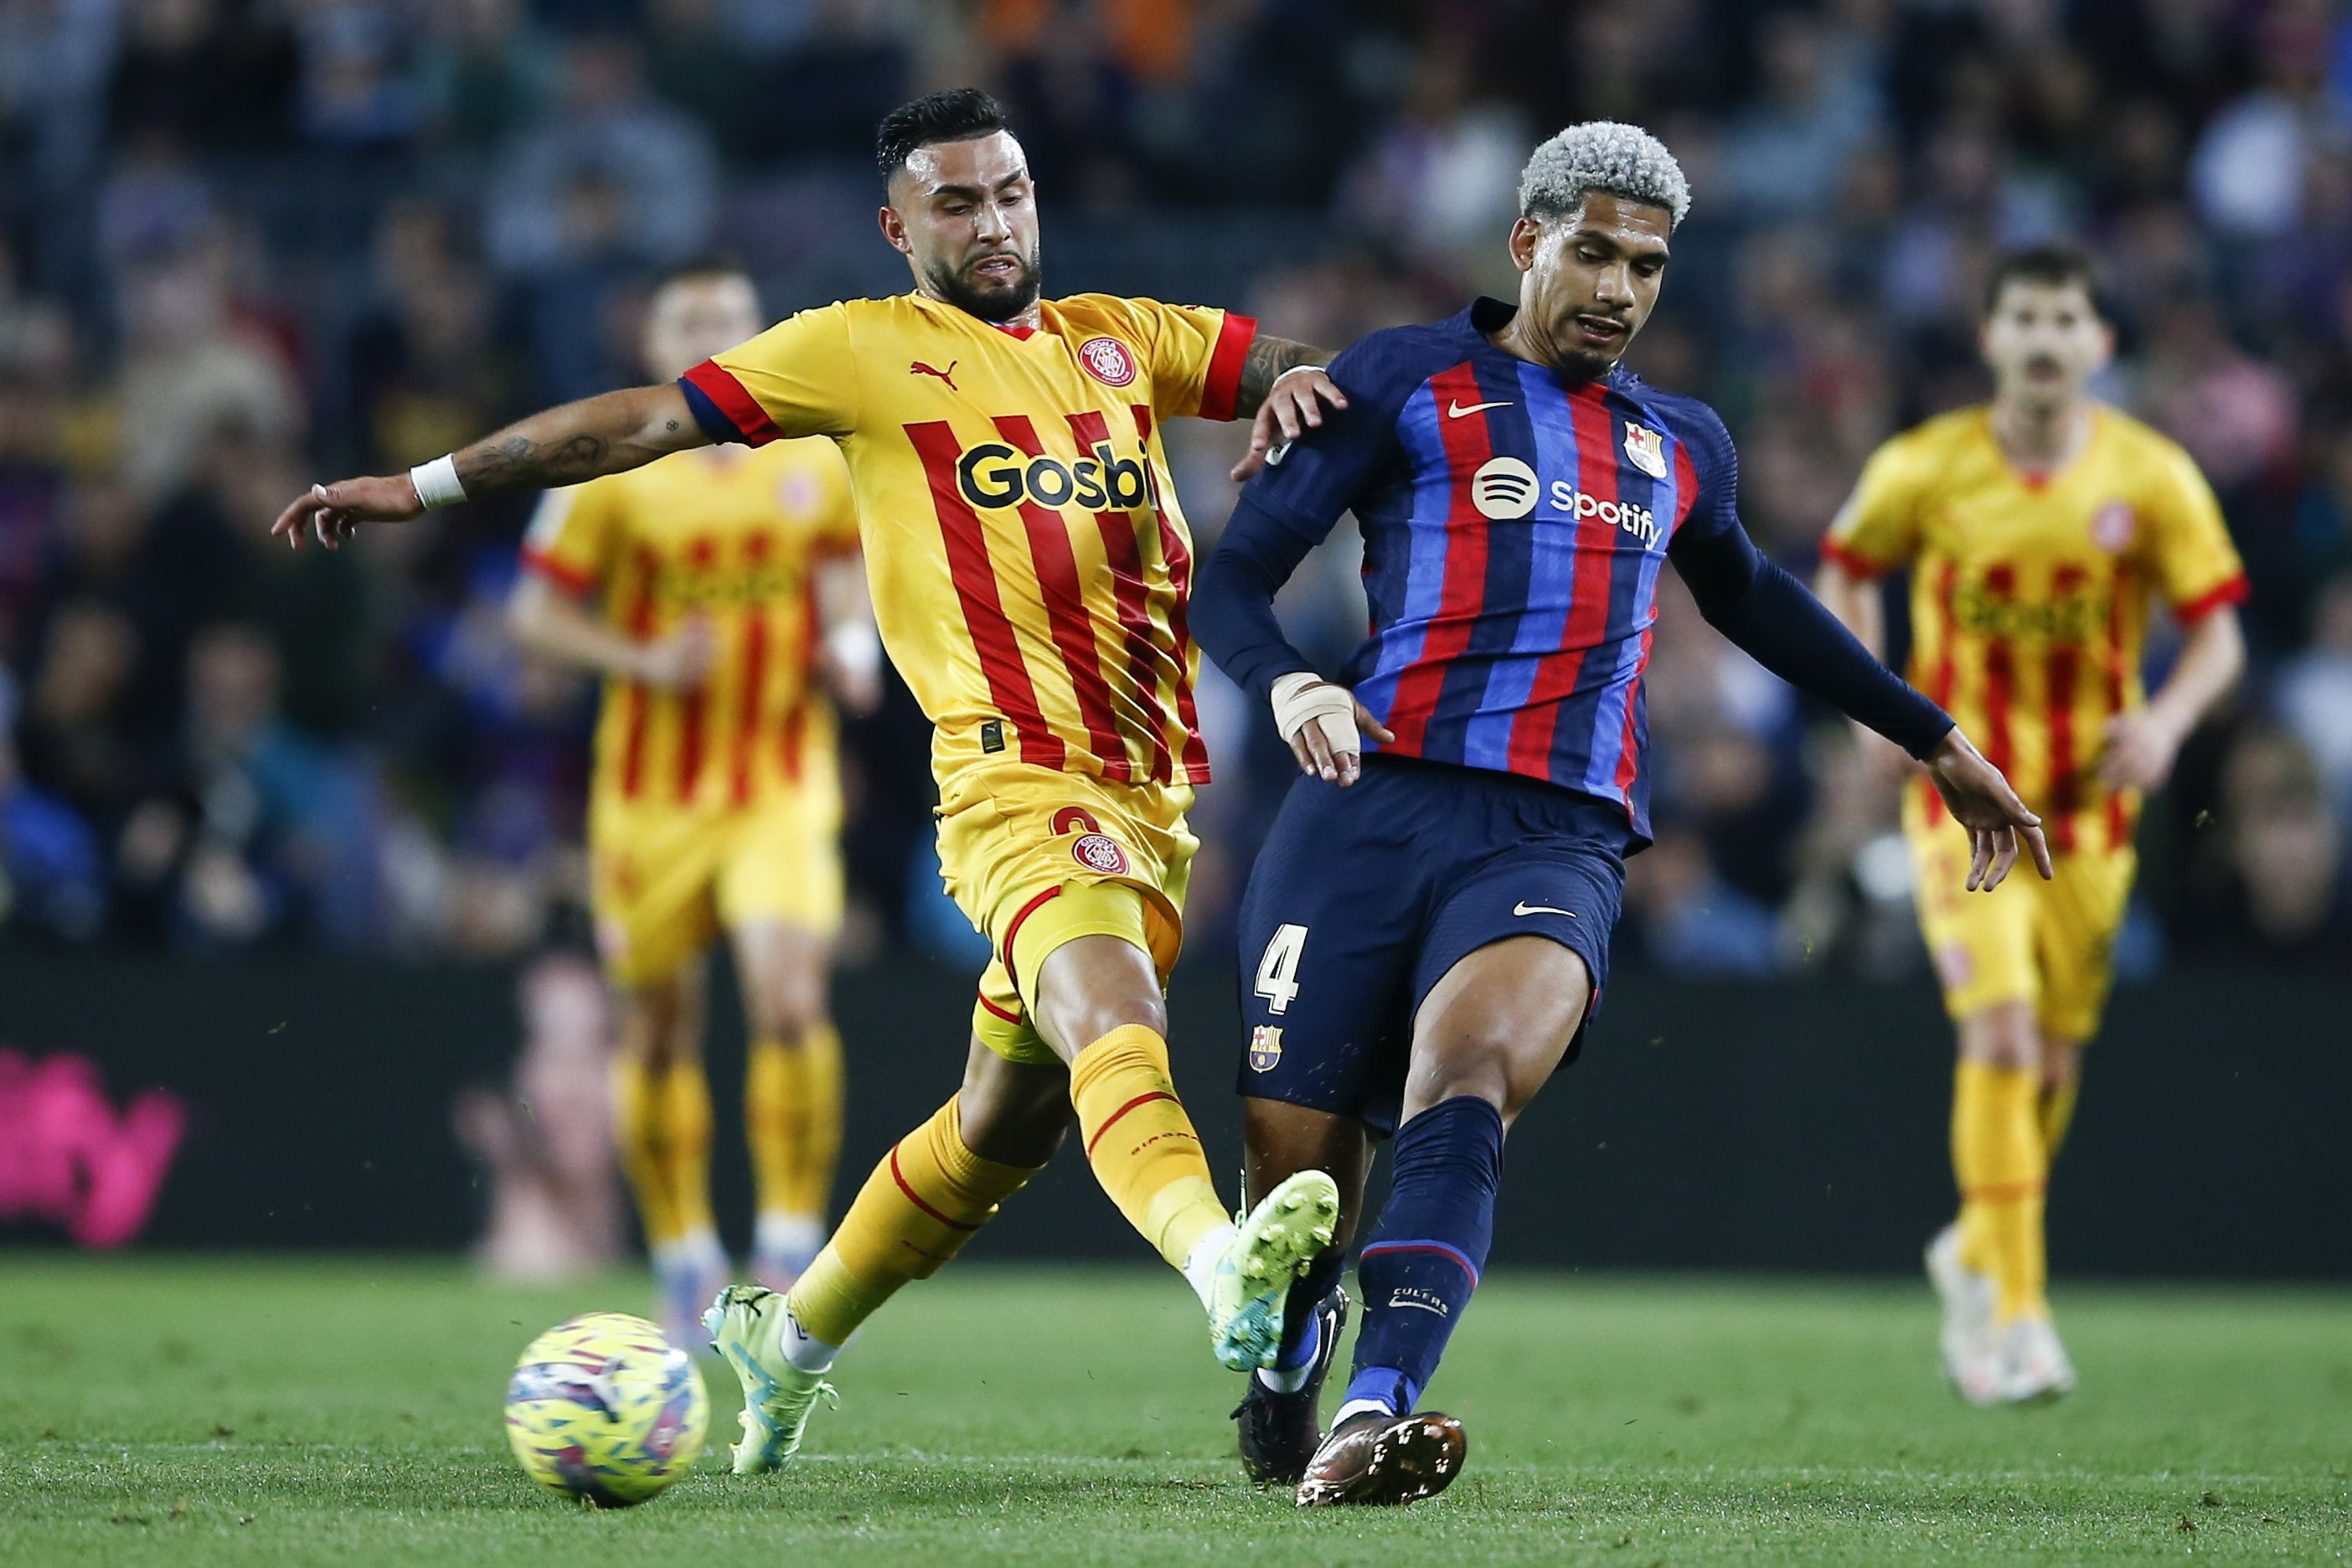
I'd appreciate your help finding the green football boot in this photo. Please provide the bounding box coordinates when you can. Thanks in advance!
[1207,1169,1341,1372]
[701,1285,838,1475]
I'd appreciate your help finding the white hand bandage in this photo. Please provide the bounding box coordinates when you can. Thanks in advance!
[407,454,467,509]
[1270,672,1360,756]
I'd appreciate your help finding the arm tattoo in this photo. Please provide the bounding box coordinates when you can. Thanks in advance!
[1231,334,1328,418]
[456,431,611,496]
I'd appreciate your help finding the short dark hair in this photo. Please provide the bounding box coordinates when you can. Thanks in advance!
[1983,243,2102,317]
[876,89,1010,186]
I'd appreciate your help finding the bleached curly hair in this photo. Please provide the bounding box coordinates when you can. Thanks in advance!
[1518,121,1691,230]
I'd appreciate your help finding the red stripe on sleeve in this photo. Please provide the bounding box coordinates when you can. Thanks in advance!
[2045,564,2087,854]
[1070,410,1174,782]
[520,545,596,596]
[2173,573,2248,623]
[1385,364,1494,756]
[1818,536,1890,580]
[681,360,783,446]
[1131,405,1211,779]
[674,535,715,802]
[993,415,1132,781]
[1197,312,1257,423]
[729,533,772,806]
[618,546,661,799]
[905,420,1065,770]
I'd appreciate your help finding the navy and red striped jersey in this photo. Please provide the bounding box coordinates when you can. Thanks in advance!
[1205,298,1744,838]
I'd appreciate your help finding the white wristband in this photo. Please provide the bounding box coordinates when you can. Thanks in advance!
[824,619,881,682]
[1270,671,1360,756]
[407,455,467,509]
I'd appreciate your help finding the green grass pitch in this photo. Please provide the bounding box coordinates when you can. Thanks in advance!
[3,1257,2346,1566]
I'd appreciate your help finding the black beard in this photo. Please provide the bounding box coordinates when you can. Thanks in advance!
[925,250,1043,322]
[1550,344,1622,382]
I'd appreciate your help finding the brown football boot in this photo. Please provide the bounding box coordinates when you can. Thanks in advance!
[1294,1408,1467,1507]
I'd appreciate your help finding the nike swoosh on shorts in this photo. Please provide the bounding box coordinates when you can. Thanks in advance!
[1513,901,1576,917]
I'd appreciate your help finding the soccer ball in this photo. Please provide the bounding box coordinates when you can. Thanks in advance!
[503,1311,708,1507]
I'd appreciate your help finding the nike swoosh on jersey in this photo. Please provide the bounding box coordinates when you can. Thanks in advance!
[1512,901,1576,917]
[1447,399,1514,418]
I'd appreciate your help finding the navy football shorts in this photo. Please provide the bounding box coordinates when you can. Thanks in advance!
[1234,752,1632,1135]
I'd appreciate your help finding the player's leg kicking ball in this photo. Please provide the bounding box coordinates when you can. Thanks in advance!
[701,1167,1337,1473]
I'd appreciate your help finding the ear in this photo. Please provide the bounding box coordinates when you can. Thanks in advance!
[877,204,911,257]
[1508,216,1541,274]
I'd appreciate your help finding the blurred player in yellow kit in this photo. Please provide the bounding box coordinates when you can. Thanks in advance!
[1818,246,2246,1405]
[275,90,1351,1472]
[506,260,882,1346]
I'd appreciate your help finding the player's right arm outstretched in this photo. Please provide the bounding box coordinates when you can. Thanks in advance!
[271,384,709,550]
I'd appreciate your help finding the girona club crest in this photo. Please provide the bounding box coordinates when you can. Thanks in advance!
[2092,500,2138,553]
[1077,337,1138,389]
[1072,833,1131,875]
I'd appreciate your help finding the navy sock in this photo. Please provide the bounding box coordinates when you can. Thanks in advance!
[1341,1095,1504,1414]
[1271,1246,1345,1372]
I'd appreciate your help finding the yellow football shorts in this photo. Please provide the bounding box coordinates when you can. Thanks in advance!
[1904,792,2136,1042]
[932,762,1197,1065]
[589,781,844,988]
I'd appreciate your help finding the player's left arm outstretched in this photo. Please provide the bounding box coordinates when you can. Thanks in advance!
[271,383,713,550]
[1663,410,2050,891]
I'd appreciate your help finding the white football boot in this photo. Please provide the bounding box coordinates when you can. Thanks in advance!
[1989,1314,2076,1405]
[1926,1224,2000,1404]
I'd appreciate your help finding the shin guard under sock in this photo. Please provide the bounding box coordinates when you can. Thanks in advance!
[1341,1096,1504,1415]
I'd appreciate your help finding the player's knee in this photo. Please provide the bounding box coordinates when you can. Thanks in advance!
[1029,936,1167,1055]
[745,982,823,1045]
[1404,1029,1525,1121]
[1957,1004,2040,1071]
[617,985,699,1071]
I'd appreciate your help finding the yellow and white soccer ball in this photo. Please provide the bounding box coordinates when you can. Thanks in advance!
[503,1311,708,1507]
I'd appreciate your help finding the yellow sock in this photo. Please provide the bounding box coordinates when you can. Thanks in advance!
[747,1024,846,1222]
[661,1058,715,1240]
[1952,1060,2048,1323]
[612,1054,700,1246]
[2039,1073,2081,1164]
[784,1096,1039,1346]
[1067,1024,1229,1271]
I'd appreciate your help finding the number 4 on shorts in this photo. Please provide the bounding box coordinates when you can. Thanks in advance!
[1253,923,1308,1015]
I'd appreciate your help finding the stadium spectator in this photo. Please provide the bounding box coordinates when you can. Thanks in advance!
[410,0,563,156]
[483,33,716,278]
[0,667,106,941]
[451,951,626,1280]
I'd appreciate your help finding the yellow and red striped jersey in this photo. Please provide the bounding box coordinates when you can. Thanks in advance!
[676,291,1256,791]
[1824,404,2247,852]
[521,441,859,812]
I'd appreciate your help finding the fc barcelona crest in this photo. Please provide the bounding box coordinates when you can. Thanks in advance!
[1622,422,1668,479]
[1247,1026,1284,1073]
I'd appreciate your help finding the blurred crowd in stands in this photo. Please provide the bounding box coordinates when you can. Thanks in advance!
[2,0,2349,976]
